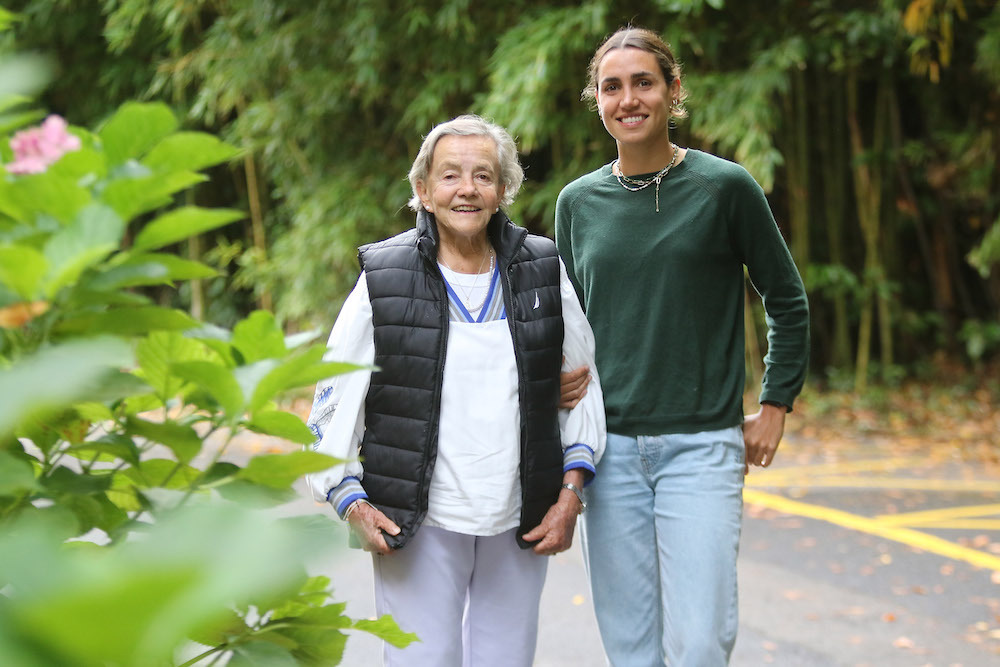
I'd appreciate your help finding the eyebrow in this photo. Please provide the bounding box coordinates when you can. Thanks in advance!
[436,160,497,173]
[600,70,657,86]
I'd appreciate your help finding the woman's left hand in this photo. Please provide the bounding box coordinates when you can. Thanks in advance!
[523,471,586,555]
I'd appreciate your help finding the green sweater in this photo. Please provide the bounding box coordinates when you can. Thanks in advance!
[555,149,809,436]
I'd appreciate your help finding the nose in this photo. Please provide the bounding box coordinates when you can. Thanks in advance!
[622,85,638,107]
[457,174,476,196]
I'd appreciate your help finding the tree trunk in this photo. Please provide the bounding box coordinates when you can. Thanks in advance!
[818,71,853,370]
[846,70,888,392]
[786,67,811,268]
[244,151,273,312]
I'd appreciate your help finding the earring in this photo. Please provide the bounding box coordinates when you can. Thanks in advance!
[424,204,432,211]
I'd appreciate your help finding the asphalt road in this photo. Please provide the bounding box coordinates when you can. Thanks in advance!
[276,432,1000,666]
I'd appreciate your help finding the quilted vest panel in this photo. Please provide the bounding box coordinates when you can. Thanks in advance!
[358,213,563,550]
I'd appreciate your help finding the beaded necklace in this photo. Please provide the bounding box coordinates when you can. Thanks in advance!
[611,143,679,212]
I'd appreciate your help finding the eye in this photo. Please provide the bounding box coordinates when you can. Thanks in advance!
[638,79,652,87]
[441,173,458,182]
[602,83,618,93]
[475,173,493,183]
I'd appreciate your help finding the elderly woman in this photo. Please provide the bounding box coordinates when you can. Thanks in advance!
[307,114,605,667]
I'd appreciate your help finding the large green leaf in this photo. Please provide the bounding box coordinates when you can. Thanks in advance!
[237,451,341,490]
[55,306,197,336]
[101,170,206,221]
[0,244,47,299]
[353,616,420,648]
[0,338,133,436]
[278,605,353,664]
[0,450,38,496]
[40,466,112,496]
[247,347,368,413]
[132,206,244,252]
[246,410,315,445]
[89,253,217,290]
[61,491,129,535]
[42,204,124,298]
[0,172,91,224]
[143,131,241,172]
[98,101,178,166]
[126,417,202,465]
[171,360,244,417]
[232,310,286,363]
[229,642,299,667]
[136,330,209,401]
[46,144,107,183]
[0,505,338,666]
[121,458,200,489]
[66,435,140,467]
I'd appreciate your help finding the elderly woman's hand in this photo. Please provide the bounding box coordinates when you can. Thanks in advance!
[348,501,401,555]
[523,470,586,555]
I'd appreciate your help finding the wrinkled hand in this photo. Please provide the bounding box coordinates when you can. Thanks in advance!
[523,494,581,555]
[742,403,787,475]
[523,470,585,555]
[348,502,400,555]
[560,361,590,409]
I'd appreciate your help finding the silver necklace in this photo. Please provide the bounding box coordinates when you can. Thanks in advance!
[612,143,679,212]
[441,247,495,312]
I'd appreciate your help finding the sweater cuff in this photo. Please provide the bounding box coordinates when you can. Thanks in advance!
[760,392,795,413]
[563,444,597,486]
[327,476,368,519]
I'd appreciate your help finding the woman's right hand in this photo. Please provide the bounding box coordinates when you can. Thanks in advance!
[348,502,401,555]
[559,362,591,409]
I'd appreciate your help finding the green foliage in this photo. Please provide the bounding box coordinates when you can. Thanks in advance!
[0,100,407,665]
[959,318,1000,363]
[968,214,1000,278]
[6,0,999,376]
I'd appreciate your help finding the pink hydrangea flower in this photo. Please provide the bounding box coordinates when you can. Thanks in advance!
[5,115,82,174]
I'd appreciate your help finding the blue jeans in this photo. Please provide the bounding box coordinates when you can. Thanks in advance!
[582,428,745,666]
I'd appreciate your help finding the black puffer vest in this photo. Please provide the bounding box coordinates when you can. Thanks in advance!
[358,209,563,550]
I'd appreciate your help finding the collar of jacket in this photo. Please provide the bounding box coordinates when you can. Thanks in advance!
[415,208,528,271]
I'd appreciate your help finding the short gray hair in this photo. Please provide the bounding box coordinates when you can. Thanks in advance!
[407,114,524,211]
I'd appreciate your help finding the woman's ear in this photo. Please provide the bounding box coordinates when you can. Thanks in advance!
[415,181,432,211]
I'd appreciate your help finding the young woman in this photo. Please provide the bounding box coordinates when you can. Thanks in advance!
[556,28,809,666]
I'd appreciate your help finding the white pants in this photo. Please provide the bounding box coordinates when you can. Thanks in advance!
[373,525,548,667]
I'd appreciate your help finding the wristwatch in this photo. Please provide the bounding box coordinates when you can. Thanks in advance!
[561,482,586,514]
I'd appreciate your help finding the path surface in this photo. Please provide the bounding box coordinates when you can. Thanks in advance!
[257,432,1000,666]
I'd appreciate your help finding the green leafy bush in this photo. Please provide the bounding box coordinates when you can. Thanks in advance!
[0,101,415,665]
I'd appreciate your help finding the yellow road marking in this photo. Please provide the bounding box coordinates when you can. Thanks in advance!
[743,489,1000,572]
[906,519,1000,530]
[875,504,1000,526]
[751,457,925,479]
[747,476,1000,493]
